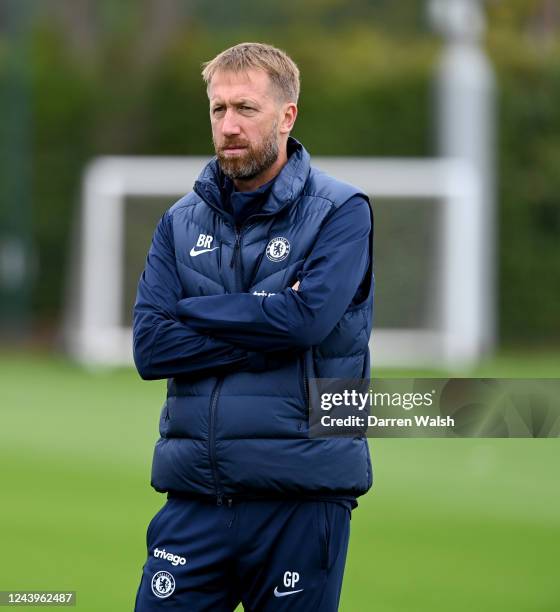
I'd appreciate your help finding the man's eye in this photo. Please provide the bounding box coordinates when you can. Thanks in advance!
[212,107,225,115]
[240,105,254,112]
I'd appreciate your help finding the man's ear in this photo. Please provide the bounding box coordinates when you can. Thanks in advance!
[279,102,298,134]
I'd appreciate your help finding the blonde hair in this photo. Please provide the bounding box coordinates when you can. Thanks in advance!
[202,42,300,103]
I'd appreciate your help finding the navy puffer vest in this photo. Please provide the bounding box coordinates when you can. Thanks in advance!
[151,138,374,501]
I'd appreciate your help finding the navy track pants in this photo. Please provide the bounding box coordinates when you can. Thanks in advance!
[134,496,351,611]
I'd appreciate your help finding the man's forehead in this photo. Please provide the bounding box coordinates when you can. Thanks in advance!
[208,68,274,101]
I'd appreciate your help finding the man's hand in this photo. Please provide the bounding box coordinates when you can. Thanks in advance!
[292,280,300,291]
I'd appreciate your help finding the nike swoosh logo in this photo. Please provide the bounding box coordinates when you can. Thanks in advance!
[189,246,219,257]
[273,587,304,598]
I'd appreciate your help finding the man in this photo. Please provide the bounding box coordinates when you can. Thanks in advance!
[133,42,374,611]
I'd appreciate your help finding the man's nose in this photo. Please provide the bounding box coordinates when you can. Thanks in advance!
[221,108,241,136]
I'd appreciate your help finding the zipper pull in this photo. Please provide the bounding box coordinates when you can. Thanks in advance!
[216,495,223,506]
[229,233,240,268]
[226,498,233,508]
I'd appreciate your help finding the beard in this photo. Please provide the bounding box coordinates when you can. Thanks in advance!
[214,121,279,181]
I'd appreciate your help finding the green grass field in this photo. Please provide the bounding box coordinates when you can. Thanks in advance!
[1,352,559,611]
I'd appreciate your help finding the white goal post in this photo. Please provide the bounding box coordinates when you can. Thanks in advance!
[66,156,486,369]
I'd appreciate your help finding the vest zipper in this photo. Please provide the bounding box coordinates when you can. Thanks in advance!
[229,225,251,292]
[303,352,310,412]
[229,231,240,268]
[208,378,224,505]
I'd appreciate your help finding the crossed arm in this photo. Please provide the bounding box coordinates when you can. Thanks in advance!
[133,196,372,381]
[133,211,252,380]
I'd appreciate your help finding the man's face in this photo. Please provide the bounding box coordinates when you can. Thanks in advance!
[208,69,284,181]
